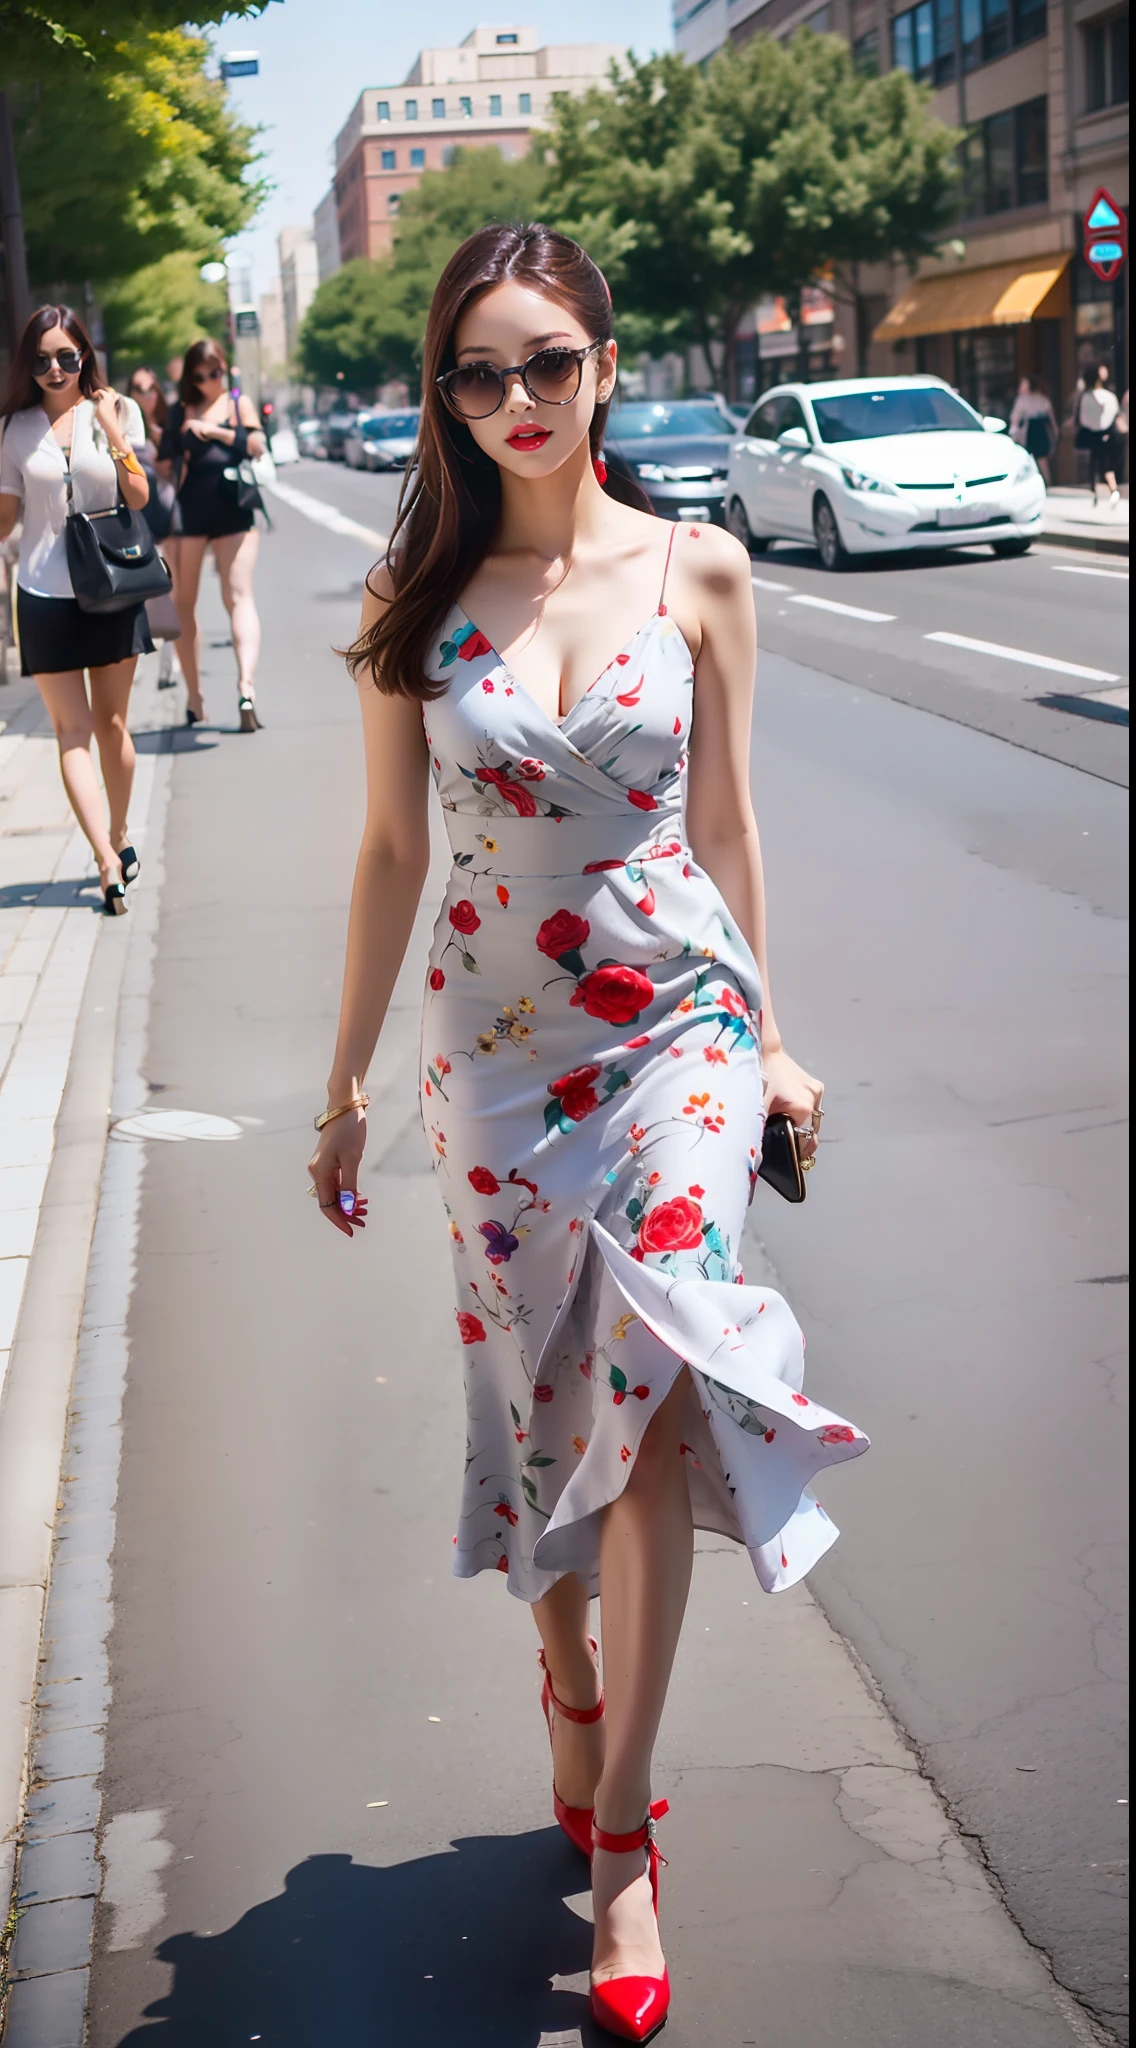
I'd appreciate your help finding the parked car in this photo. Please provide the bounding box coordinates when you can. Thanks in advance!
[602,401,737,525]
[725,376,1045,568]
[344,409,421,471]
[295,417,326,459]
[323,403,369,461]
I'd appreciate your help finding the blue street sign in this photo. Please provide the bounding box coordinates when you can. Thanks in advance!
[1088,241,1124,265]
[1086,195,1122,232]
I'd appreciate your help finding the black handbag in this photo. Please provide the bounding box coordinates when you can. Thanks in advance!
[220,402,266,516]
[756,1113,807,1203]
[64,461,172,616]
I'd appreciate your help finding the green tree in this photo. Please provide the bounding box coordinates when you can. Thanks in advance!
[546,37,959,393]
[101,249,228,375]
[11,27,263,291]
[1,0,265,84]
[298,146,544,393]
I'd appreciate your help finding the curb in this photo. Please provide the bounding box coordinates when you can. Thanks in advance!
[1040,522,1129,557]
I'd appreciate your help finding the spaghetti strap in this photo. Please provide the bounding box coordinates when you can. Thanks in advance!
[658,523,678,612]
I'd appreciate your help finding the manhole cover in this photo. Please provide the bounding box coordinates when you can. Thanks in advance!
[111,1110,243,1143]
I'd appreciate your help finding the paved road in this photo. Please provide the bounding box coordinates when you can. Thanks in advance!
[66,469,1126,2046]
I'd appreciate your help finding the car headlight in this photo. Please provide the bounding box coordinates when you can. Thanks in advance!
[1013,450,1039,481]
[840,465,899,497]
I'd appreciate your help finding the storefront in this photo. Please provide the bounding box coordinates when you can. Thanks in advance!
[873,251,1071,423]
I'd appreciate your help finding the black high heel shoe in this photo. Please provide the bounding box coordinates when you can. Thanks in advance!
[118,843,140,885]
[238,695,261,733]
[186,705,206,728]
[103,881,128,916]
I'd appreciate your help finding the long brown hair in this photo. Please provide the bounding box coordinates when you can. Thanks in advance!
[348,223,648,701]
[1,304,100,424]
[127,367,169,430]
[178,337,228,408]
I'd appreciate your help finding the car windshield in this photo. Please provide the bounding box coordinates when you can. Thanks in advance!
[811,388,984,442]
[608,404,734,438]
[366,412,419,438]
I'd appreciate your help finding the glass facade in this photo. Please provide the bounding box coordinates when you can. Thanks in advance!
[961,96,1048,215]
[893,0,1045,78]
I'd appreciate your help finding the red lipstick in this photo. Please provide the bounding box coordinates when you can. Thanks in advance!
[506,425,551,451]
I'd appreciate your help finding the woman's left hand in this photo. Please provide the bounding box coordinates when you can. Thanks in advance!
[763,1045,824,1161]
[92,386,126,446]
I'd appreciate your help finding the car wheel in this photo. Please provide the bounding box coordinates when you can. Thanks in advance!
[991,538,1032,557]
[813,494,848,571]
[725,496,770,553]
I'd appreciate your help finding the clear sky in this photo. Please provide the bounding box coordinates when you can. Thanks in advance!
[221,2,674,301]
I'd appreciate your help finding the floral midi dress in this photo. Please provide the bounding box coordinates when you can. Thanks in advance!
[420,536,868,1601]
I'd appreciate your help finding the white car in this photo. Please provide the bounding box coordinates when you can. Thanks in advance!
[725,376,1046,569]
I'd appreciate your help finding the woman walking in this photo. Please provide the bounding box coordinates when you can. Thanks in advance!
[127,366,181,687]
[1077,361,1122,507]
[0,305,151,913]
[308,226,868,2042]
[157,338,265,730]
[1009,374,1058,486]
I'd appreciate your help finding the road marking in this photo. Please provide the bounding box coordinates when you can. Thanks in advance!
[1051,563,1129,581]
[790,594,896,623]
[102,1809,174,1951]
[925,631,1120,684]
[751,575,794,593]
[263,478,388,552]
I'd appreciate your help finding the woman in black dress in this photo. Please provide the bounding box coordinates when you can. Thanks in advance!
[158,338,266,731]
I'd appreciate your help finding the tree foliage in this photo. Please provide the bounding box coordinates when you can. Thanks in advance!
[101,249,228,374]
[11,27,263,291]
[298,146,544,394]
[0,0,264,84]
[545,36,960,386]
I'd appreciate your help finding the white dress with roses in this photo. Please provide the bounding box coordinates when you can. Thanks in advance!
[420,570,868,1601]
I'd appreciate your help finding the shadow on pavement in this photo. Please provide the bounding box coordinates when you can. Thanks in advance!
[116,1832,599,2048]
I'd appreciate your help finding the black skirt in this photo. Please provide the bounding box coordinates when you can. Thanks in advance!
[17,587,154,678]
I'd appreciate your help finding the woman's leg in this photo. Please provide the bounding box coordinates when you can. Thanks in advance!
[173,535,208,715]
[88,657,138,852]
[34,669,121,889]
[592,1367,694,1983]
[213,529,261,696]
[531,1571,605,1810]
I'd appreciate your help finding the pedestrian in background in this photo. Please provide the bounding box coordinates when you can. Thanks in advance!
[157,337,265,731]
[0,305,152,914]
[127,367,181,688]
[1009,374,1058,487]
[1077,361,1121,507]
[309,223,865,2044]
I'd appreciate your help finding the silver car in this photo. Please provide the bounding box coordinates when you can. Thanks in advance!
[349,409,421,472]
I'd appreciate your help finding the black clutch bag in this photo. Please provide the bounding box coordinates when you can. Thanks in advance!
[756,1112,806,1203]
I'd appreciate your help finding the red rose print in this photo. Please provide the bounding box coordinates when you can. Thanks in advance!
[637,887,656,916]
[498,780,537,816]
[533,1383,554,1403]
[819,1424,856,1445]
[429,968,445,991]
[493,1500,519,1525]
[458,629,493,661]
[468,1166,500,1195]
[624,1034,650,1050]
[456,1311,487,1345]
[792,1393,809,1407]
[637,1195,705,1256]
[688,1184,705,1198]
[570,963,655,1027]
[518,757,547,781]
[627,788,658,811]
[549,1065,602,1122]
[720,986,747,1017]
[536,909,591,959]
[449,899,481,936]
[633,1385,651,1400]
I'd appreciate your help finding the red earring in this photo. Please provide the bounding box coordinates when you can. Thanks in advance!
[592,454,608,485]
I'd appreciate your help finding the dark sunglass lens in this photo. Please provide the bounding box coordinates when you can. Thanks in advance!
[32,355,50,375]
[527,350,581,402]
[448,364,503,418]
[58,350,82,372]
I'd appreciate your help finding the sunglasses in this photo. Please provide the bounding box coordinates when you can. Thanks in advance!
[33,348,84,376]
[195,367,225,385]
[437,341,605,420]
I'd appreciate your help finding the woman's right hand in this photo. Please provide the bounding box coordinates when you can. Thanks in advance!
[308,1106,369,1238]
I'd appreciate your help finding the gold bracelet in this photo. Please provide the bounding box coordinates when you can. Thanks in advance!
[313,1093,369,1132]
[111,448,144,474]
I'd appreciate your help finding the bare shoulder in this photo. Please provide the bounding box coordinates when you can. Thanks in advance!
[238,395,261,428]
[360,556,396,630]
[682,522,752,601]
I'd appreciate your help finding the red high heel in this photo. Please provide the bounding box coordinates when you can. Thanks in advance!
[590,1800,670,2042]
[538,1638,605,1857]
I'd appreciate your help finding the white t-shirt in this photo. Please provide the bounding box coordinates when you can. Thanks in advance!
[1079,385,1120,433]
[0,396,146,599]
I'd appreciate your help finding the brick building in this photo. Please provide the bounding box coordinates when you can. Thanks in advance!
[327,25,623,264]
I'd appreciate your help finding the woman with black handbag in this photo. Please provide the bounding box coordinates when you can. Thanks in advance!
[127,366,182,689]
[0,305,152,915]
[157,337,266,731]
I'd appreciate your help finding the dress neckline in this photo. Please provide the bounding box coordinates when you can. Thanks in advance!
[451,603,691,733]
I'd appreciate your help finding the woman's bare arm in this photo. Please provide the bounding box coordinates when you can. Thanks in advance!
[308,564,432,1234]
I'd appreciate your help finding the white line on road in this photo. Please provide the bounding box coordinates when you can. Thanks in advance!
[1051,562,1129,581]
[925,631,1121,684]
[264,477,388,553]
[790,594,897,623]
[751,575,795,594]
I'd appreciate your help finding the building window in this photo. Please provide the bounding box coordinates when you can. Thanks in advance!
[496,29,518,40]
[442,145,456,165]
[519,91,532,112]
[853,27,879,69]
[460,95,472,117]
[962,95,1048,214]
[892,0,956,83]
[1085,11,1129,109]
[410,146,425,167]
[802,4,829,25]
[377,100,390,120]
[388,193,401,214]
[432,97,445,118]
[381,148,396,170]
[404,98,418,120]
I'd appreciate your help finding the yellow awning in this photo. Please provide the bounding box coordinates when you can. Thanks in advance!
[874,255,1071,342]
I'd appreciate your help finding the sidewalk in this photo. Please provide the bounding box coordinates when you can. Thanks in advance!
[1041,486,1129,556]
